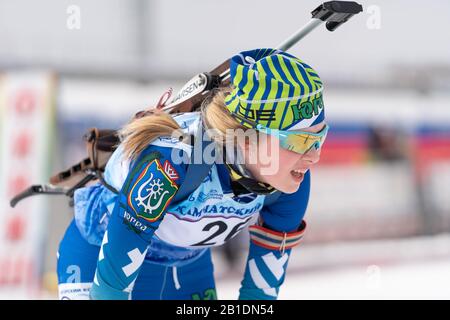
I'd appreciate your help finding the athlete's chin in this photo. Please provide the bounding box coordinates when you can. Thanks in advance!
[271,178,303,194]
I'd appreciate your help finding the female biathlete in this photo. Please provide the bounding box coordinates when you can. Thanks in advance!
[56,48,328,300]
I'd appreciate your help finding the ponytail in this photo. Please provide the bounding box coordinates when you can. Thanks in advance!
[119,109,181,160]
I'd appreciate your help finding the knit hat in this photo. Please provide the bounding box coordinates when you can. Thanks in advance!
[225,48,325,131]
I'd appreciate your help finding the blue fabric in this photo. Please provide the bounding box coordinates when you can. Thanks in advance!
[90,146,189,299]
[73,183,115,246]
[239,243,292,300]
[57,220,216,300]
[57,219,101,285]
[238,171,311,299]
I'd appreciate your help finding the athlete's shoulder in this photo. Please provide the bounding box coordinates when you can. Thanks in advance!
[128,143,188,190]
[111,143,186,240]
[149,111,201,152]
[110,111,203,227]
[103,140,190,191]
[126,111,201,174]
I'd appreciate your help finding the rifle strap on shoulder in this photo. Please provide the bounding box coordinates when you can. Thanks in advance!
[173,122,214,203]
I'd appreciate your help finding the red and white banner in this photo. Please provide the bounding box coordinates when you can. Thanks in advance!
[0,71,56,299]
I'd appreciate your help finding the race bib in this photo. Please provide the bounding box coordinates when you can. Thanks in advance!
[155,164,265,248]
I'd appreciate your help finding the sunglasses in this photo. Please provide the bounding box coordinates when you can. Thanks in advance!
[230,111,328,155]
[256,123,329,155]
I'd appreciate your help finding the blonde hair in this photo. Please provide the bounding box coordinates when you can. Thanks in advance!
[119,109,182,160]
[201,88,256,144]
[120,87,255,160]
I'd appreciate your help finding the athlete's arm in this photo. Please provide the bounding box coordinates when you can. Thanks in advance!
[238,170,310,300]
[90,146,186,300]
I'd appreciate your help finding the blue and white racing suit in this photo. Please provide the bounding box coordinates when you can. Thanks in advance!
[57,112,310,300]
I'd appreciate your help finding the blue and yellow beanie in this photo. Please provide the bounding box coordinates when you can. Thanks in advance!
[224,48,325,131]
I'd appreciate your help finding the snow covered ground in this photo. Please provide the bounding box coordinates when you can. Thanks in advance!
[216,257,450,300]
[214,235,450,300]
[2,235,449,300]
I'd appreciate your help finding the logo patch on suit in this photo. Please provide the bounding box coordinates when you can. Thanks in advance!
[128,159,178,222]
[163,160,179,181]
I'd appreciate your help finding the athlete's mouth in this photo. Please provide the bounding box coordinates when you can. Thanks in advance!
[290,169,305,180]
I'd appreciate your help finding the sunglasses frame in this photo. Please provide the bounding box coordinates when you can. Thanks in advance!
[230,110,328,155]
[256,123,329,154]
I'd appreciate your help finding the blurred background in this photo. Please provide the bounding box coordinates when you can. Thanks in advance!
[0,0,449,299]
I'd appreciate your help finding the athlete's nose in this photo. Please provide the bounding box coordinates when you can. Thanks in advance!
[301,146,321,165]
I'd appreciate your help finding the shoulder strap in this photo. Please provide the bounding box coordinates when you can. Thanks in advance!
[173,162,212,203]
[172,121,214,203]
